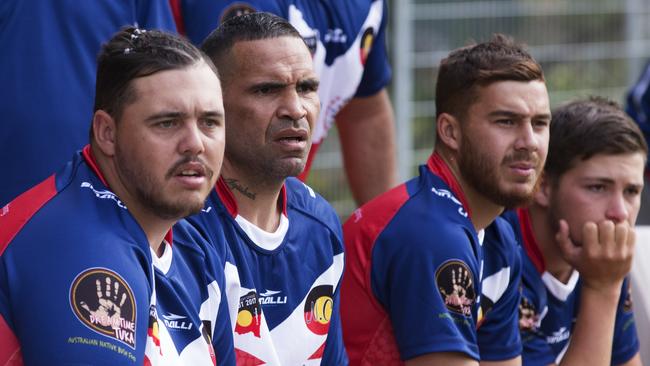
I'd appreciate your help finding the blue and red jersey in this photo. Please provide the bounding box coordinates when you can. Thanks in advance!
[500,209,640,365]
[0,147,234,365]
[341,152,485,363]
[172,0,391,178]
[187,177,347,365]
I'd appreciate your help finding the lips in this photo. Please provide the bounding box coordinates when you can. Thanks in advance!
[168,161,213,189]
[273,128,309,150]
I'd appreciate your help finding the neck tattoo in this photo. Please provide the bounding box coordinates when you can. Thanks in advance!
[224,178,256,200]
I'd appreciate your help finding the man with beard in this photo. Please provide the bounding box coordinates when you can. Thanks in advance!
[186,13,347,365]
[0,28,234,365]
[341,34,551,365]
[492,97,643,366]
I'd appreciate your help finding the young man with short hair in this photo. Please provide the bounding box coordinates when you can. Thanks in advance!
[0,27,233,365]
[341,35,551,365]
[495,97,644,366]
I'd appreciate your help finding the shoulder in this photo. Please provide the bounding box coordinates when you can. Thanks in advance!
[285,177,341,230]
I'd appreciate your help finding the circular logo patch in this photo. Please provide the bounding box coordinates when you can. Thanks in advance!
[435,260,476,317]
[220,3,257,24]
[304,285,333,335]
[70,268,137,348]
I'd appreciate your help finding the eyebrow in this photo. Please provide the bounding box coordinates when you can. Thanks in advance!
[145,111,187,122]
[298,78,320,89]
[145,110,225,122]
[487,110,551,120]
[581,177,644,187]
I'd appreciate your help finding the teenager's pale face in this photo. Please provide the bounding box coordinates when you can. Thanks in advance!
[114,62,225,219]
[548,152,645,245]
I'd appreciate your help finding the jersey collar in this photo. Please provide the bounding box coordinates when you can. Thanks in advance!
[215,176,288,218]
[516,207,545,273]
[82,145,173,244]
[426,151,472,218]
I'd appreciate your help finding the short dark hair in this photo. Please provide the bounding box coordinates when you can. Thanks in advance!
[201,12,305,70]
[545,96,648,180]
[435,34,544,120]
[94,26,216,123]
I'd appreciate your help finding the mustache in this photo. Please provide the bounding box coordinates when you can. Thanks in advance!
[502,150,541,167]
[268,118,310,133]
[165,156,214,180]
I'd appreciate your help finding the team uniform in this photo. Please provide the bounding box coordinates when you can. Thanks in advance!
[499,209,640,365]
[341,152,486,364]
[0,146,234,365]
[187,177,347,365]
[0,0,176,206]
[477,218,523,361]
[172,0,392,178]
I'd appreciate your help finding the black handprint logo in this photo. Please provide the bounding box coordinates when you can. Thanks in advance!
[80,276,128,328]
[436,261,476,316]
[70,268,137,347]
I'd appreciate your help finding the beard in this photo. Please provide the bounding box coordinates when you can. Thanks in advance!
[115,147,210,220]
[458,135,541,209]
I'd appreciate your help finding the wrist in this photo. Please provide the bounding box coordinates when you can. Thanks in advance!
[580,280,623,300]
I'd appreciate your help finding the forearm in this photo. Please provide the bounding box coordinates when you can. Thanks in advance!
[559,285,622,366]
[337,89,398,206]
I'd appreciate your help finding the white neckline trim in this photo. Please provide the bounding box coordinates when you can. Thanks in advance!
[477,229,485,245]
[150,240,173,274]
[541,270,580,301]
[235,213,289,251]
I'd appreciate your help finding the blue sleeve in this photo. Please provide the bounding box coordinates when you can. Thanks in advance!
[1,234,154,364]
[136,0,176,31]
[478,218,523,361]
[371,216,481,361]
[355,0,392,97]
[611,277,640,365]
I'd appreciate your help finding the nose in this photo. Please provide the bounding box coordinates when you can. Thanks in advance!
[514,123,538,151]
[605,192,630,224]
[277,89,307,122]
[178,121,205,156]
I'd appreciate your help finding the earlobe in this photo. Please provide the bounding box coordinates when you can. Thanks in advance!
[92,110,117,156]
[436,113,461,151]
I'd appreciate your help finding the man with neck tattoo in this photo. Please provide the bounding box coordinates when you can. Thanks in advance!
[186,12,347,365]
[0,28,233,364]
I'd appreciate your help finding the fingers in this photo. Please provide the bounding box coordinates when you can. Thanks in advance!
[556,219,580,263]
[96,279,103,299]
[105,277,112,298]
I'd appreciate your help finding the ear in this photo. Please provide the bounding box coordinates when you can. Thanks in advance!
[92,110,117,157]
[533,172,552,208]
[436,112,461,152]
